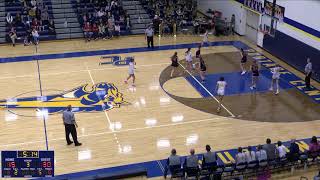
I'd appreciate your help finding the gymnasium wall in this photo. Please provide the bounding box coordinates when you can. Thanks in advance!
[262,0,320,82]
[197,0,247,35]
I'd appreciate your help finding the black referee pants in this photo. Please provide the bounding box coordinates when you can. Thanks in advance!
[64,124,79,144]
[305,72,312,89]
[147,36,154,48]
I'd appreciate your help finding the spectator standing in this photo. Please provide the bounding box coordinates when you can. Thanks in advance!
[15,13,22,26]
[126,16,130,30]
[277,141,287,158]
[305,58,312,89]
[6,13,13,27]
[263,138,277,161]
[108,18,114,38]
[145,25,154,48]
[62,105,82,146]
[31,0,37,7]
[163,149,181,178]
[231,14,235,35]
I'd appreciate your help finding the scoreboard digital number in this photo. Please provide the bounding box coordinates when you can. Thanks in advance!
[1,151,54,178]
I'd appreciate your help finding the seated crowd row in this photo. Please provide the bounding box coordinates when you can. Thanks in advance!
[164,136,320,178]
[75,0,130,41]
[6,0,55,46]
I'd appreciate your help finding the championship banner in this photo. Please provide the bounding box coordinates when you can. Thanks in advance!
[264,1,285,22]
[243,0,264,14]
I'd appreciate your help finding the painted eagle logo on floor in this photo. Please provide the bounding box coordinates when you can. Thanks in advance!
[0,82,127,114]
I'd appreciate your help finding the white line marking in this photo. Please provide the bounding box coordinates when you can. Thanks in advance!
[85,62,114,130]
[84,62,120,152]
[0,63,169,80]
[157,160,165,173]
[178,62,236,118]
[0,116,225,147]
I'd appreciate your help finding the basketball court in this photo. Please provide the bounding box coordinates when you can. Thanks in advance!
[0,35,319,179]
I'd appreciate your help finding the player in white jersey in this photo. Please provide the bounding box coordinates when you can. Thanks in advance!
[185,48,193,72]
[201,30,209,47]
[124,58,136,86]
[269,65,281,95]
[215,77,227,112]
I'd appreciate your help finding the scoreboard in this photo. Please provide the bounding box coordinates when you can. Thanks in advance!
[1,151,54,178]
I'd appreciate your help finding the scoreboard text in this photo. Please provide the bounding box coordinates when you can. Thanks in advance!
[1,151,54,178]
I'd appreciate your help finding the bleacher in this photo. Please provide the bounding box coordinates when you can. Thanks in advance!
[0,1,6,43]
[4,0,56,43]
[50,0,83,39]
[139,0,197,35]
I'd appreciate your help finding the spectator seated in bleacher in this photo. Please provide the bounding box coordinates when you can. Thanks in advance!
[92,23,99,40]
[184,149,200,178]
[163,148,182,179]
[277,141,287,159]
[141,0,197,34]
[201,145,217,172]
[48,20,55,35]
[8,27,18,47]
[288,139,300,162]
[308,136,320,160]
[31,28,39,45]
[98,21,108,39]
[5,0,56,45]
[114,23,120,37]
[83,21,93,42]
[256,145,268,162]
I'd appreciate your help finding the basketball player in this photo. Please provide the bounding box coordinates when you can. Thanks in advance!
[185,48,193,72]
[197,55,206,83]
[196,44,201,59]
[201,30,209,47]
[269,65,281,95]
[250,60,259,90]
[215,77,227,112]
[124,58,136,86]
[170,52,179,77]
[240,48,248,75]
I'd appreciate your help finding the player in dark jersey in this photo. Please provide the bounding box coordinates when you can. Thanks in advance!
[240,48,248,75]
[196,44,201,59]
[198,55,207,83]
[170,52,179,77]
[250,60,260,90]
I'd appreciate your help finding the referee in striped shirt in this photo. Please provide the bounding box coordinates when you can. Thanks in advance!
[145,25,154,48]
[62,105,82,146]
[305,58,312,90]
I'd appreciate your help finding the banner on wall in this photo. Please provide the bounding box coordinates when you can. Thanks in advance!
[243,0,264,14]
[264,1,285,22]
